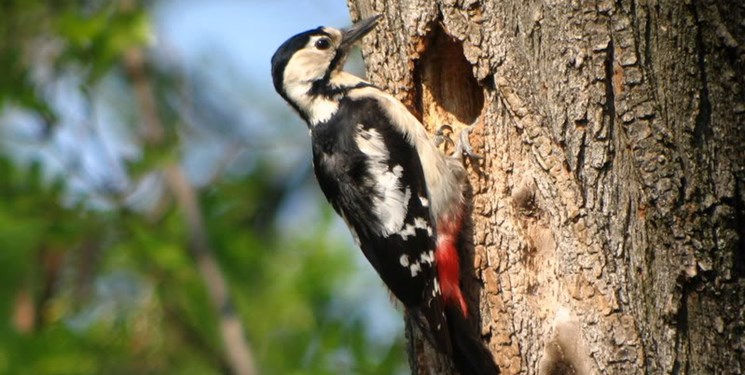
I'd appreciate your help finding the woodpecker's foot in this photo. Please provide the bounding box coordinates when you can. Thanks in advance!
[434,124,454,148]
[454,121,483,160]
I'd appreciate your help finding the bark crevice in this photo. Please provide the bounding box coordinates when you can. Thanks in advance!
[690,0,713,155]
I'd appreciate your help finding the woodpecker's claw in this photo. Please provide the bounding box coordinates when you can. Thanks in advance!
[434,124,454,148]
[454,122,483,160]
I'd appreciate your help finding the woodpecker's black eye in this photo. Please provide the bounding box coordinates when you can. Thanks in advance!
[315,38,331,50]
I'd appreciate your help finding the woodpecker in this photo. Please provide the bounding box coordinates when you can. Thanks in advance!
[271,15,499,375]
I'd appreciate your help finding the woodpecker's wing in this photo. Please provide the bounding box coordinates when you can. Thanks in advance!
[311,94,451,353]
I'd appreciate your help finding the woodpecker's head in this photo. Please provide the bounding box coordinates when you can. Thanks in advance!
[271,15,380,125]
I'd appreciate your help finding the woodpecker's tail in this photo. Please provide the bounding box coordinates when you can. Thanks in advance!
[446,304,500,375]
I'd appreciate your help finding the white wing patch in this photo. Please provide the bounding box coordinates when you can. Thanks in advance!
[356,125,387,158]
[348,87,464,222]
[355,126,410,237]
[419,196,429,207]
[409,262,422,277]
[399,254,410,267]
[413,217,429,231]
[419,250,435,265]
[400,249,435,278]
[398,216,433,240]
[398,224,416,238]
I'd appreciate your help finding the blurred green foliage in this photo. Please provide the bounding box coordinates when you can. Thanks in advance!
[0,1,405,374]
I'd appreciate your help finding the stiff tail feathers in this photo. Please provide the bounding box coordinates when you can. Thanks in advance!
[446,304,500,375]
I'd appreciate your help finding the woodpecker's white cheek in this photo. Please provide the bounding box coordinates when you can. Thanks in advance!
[284,51,329,85]
[283,49,339,125]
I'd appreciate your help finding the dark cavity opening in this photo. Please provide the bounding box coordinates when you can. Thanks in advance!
[415,25,484,126]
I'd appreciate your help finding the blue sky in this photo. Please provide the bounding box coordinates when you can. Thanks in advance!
[155,0,352,86]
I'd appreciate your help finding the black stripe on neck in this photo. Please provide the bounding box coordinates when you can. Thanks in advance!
[310,81,375,97]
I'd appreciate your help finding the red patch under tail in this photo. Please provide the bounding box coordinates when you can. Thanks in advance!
[435,216,468,316]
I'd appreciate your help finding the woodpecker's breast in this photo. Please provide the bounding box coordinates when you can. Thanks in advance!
[311,98,411,238]
[309,95,440,297]
[307,93,451,349]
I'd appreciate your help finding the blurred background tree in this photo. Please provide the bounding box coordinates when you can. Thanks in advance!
[0,1,405,374]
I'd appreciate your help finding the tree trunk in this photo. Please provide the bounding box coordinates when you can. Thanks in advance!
[347,0,745,373]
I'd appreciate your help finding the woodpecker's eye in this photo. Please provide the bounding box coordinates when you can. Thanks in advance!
[315,38,331,50]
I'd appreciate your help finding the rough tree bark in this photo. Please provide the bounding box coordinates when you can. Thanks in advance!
[347,0,744,373]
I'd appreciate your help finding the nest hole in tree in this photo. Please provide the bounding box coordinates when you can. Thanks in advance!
[415,24,484,131]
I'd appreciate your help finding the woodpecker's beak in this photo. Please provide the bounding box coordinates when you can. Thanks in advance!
[339,15,381,51]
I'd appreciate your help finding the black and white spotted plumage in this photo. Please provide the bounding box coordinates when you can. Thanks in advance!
[311,95,450,349]
[271,15,499,375]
